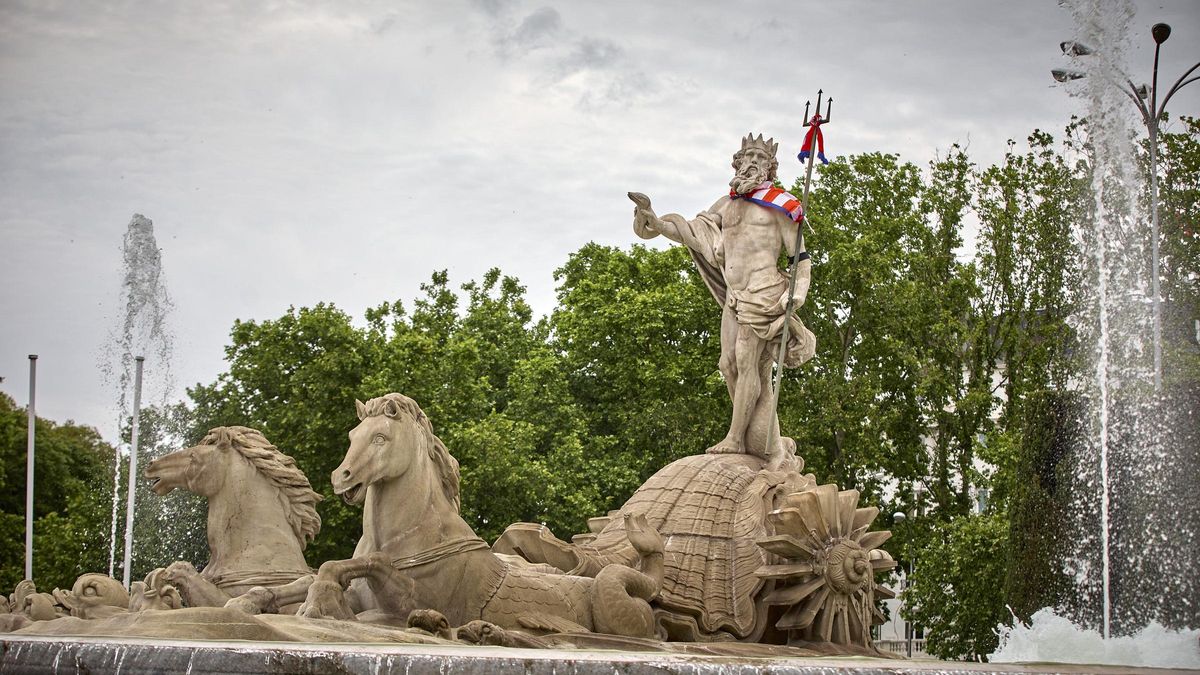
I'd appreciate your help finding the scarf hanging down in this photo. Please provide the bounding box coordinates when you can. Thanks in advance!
[797,115,829,165]
[730,182,804,224]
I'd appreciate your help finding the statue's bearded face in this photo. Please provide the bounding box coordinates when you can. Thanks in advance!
[730,147,775,194]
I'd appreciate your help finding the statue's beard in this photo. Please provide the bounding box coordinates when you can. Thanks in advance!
[729,167,767,195]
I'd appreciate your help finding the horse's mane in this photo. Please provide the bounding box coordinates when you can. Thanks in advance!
[202,426,323,549]
[359,393,462,511]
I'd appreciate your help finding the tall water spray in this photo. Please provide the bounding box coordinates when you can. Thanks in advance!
[1066,0,1142,640]
[993,0,1199,666]
[99,214,174,580]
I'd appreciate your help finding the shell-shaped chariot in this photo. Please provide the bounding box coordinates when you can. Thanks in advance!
[494,452,896,648]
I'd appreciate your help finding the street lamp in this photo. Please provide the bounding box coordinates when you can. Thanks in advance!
[893,484,925,658]
[1054,22,1200,391]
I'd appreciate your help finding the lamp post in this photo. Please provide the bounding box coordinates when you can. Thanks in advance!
[121,356,145,588]
[1054,23,1200,391]
[25,355,37,581]
[893,483,926,658]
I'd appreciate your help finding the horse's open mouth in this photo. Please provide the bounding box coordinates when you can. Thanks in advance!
[340,482,366,505]
[146,476,170,496]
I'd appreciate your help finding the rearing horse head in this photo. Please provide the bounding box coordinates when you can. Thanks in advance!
[145,426,323,548]
[333,393,461,511]
[146,426,244,498]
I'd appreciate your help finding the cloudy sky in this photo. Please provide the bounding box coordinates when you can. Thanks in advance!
[2,0,1198,443]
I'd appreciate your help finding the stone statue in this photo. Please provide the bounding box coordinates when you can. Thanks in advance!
[1,390,897,657]
[242,393,667,639]
[144,426,322,608]
[629,134,816,467]
[128,568,183,612]
[52,574,129,620]
[496,452,896,648]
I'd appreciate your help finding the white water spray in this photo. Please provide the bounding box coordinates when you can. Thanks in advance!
[99,214,174,579]
[994,608,1200,668]
[994,0,1198,665]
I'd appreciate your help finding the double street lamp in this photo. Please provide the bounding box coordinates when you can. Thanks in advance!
[1053,22,1200,391]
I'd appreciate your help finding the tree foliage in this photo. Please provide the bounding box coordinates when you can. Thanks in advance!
[0,393,115,591]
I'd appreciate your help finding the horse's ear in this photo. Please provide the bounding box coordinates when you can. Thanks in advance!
[382,399,401,419]
[212,427,233,449]
[355,399,367,420]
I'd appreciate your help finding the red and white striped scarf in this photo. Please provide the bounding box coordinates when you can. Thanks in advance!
[730,182,804,224]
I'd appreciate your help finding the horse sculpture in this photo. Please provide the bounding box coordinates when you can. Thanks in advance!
[237,393,665,638]
[144,426,322,609]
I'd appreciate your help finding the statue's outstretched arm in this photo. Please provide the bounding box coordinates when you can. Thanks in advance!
[629,192,683,243]
[628,192,723,270]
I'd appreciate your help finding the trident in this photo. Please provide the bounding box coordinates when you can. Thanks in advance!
[768,89,831,460]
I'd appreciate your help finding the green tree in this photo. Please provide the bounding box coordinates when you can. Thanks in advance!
[976,129,1084,425]
[785,152,935,500]
[549,243,727,505]
[0,393,115,591]
[1146,116,1200,380]
[905,512,1010,660]
[901,129,1086,660]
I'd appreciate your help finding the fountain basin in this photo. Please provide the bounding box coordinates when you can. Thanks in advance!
[2,635,1193,674]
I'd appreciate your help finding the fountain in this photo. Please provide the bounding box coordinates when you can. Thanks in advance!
[990,0,1199,667]
[98,214,176,584]
[1,91,1194,671]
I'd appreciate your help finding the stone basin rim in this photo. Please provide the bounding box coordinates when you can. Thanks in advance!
[2,635,1191,674]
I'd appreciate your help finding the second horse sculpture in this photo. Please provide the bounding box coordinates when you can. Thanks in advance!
[240,393,666,638]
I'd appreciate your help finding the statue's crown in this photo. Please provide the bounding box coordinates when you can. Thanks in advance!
[740,133,778,157]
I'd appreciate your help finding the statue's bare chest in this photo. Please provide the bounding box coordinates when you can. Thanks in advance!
[712,198,783,249]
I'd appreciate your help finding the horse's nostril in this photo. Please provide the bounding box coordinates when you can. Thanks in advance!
[341,470,351,479]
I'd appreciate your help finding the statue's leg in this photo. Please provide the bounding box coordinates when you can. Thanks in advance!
[711,325,765,454]
[360,552,417,620]
[225,575,315,615]
[745,345,783,462]
[162,561,231,608]
[717,304,739,403]
[297,557,376,621]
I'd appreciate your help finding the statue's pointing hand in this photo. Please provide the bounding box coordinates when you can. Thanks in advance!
[629,192,662,240]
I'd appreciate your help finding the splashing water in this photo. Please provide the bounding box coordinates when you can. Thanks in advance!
[98,214,175,579]
[994,0,1199,665]
[992,608,1200,668]
[1068,0,1141,641]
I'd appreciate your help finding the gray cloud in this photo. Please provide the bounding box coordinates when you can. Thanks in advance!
[481,3,652,107]
[370,11,399,35]
[562,37,621,70]
[509,6,562,51]
[469,0,517,18]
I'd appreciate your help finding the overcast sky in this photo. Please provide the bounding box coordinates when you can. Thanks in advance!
[2,0,1198,444]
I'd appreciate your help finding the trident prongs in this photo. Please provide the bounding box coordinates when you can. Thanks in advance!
[803,89,833,126]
